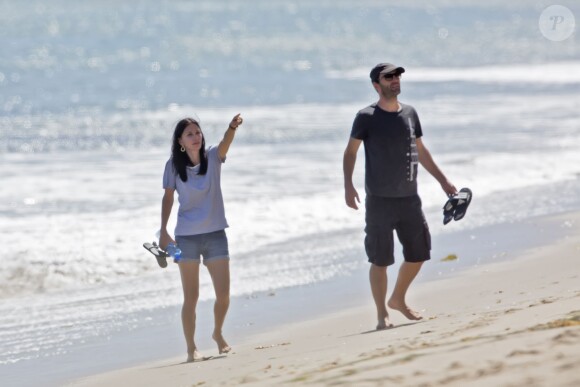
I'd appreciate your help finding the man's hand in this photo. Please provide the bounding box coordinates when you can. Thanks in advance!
[440,179,457,196]
[343,138,362,209]
[345,184,360,210]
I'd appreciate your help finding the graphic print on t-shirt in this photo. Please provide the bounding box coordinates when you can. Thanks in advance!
[408,117,419,182]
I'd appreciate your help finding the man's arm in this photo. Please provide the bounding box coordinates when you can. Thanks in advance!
[343,137,362,209]
[416,137,457,196]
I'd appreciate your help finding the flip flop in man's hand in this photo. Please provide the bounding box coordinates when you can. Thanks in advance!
[442,187,472,225]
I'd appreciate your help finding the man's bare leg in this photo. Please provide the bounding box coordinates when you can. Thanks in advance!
[369,264,393,329]
[388,261,424,320]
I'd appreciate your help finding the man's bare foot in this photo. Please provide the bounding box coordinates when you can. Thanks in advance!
[376,314,394,330]
[212,332,231,354]
[186,349,205,362]
[387,299,423,320]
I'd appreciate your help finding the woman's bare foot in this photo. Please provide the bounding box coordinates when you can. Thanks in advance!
[186,349,205,363]
[212,332,231,354]
[376,313,394,330]
[387,299,423,320]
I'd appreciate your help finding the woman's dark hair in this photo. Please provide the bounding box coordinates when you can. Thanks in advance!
[171,118,207,181]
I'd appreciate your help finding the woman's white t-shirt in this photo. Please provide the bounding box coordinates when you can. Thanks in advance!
[163,146,228,236]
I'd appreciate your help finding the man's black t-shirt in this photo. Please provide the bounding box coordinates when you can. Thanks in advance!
[350,102,423,198]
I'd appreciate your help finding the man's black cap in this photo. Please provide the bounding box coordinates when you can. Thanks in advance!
[370,63,405,82]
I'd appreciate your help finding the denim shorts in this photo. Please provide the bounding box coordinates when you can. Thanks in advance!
[175,230,229,264]
[364,195,431,267]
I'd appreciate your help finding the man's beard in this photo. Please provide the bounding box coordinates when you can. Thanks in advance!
[380,83,401,98]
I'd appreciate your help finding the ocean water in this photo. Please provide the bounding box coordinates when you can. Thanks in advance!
[1,1,579,385]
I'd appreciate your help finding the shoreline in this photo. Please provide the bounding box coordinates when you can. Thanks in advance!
[67,210,580,386]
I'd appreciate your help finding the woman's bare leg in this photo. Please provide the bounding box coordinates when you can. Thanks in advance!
[206,259,231,354]
[179,261,202,361]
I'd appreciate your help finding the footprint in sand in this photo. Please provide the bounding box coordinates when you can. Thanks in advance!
[553,330,579,344]
[529,297,561,307]
[507,349,540,357]
[447,361,463,370]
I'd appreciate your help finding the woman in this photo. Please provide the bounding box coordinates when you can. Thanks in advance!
[159,113,243,362]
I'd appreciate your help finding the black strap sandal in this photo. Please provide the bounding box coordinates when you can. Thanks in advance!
[443,196,459,225]
[453,188,472,221]
[443,187,473,225]
[143,242,169,268]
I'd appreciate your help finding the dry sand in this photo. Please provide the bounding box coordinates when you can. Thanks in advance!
[69,213,580,386]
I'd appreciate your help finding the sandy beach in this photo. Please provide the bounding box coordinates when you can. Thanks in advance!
[68,211,580,387]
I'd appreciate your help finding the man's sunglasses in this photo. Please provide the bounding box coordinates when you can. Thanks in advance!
[383,73,402,80]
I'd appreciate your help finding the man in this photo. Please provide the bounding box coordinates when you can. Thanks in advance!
[343,63,457,329]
